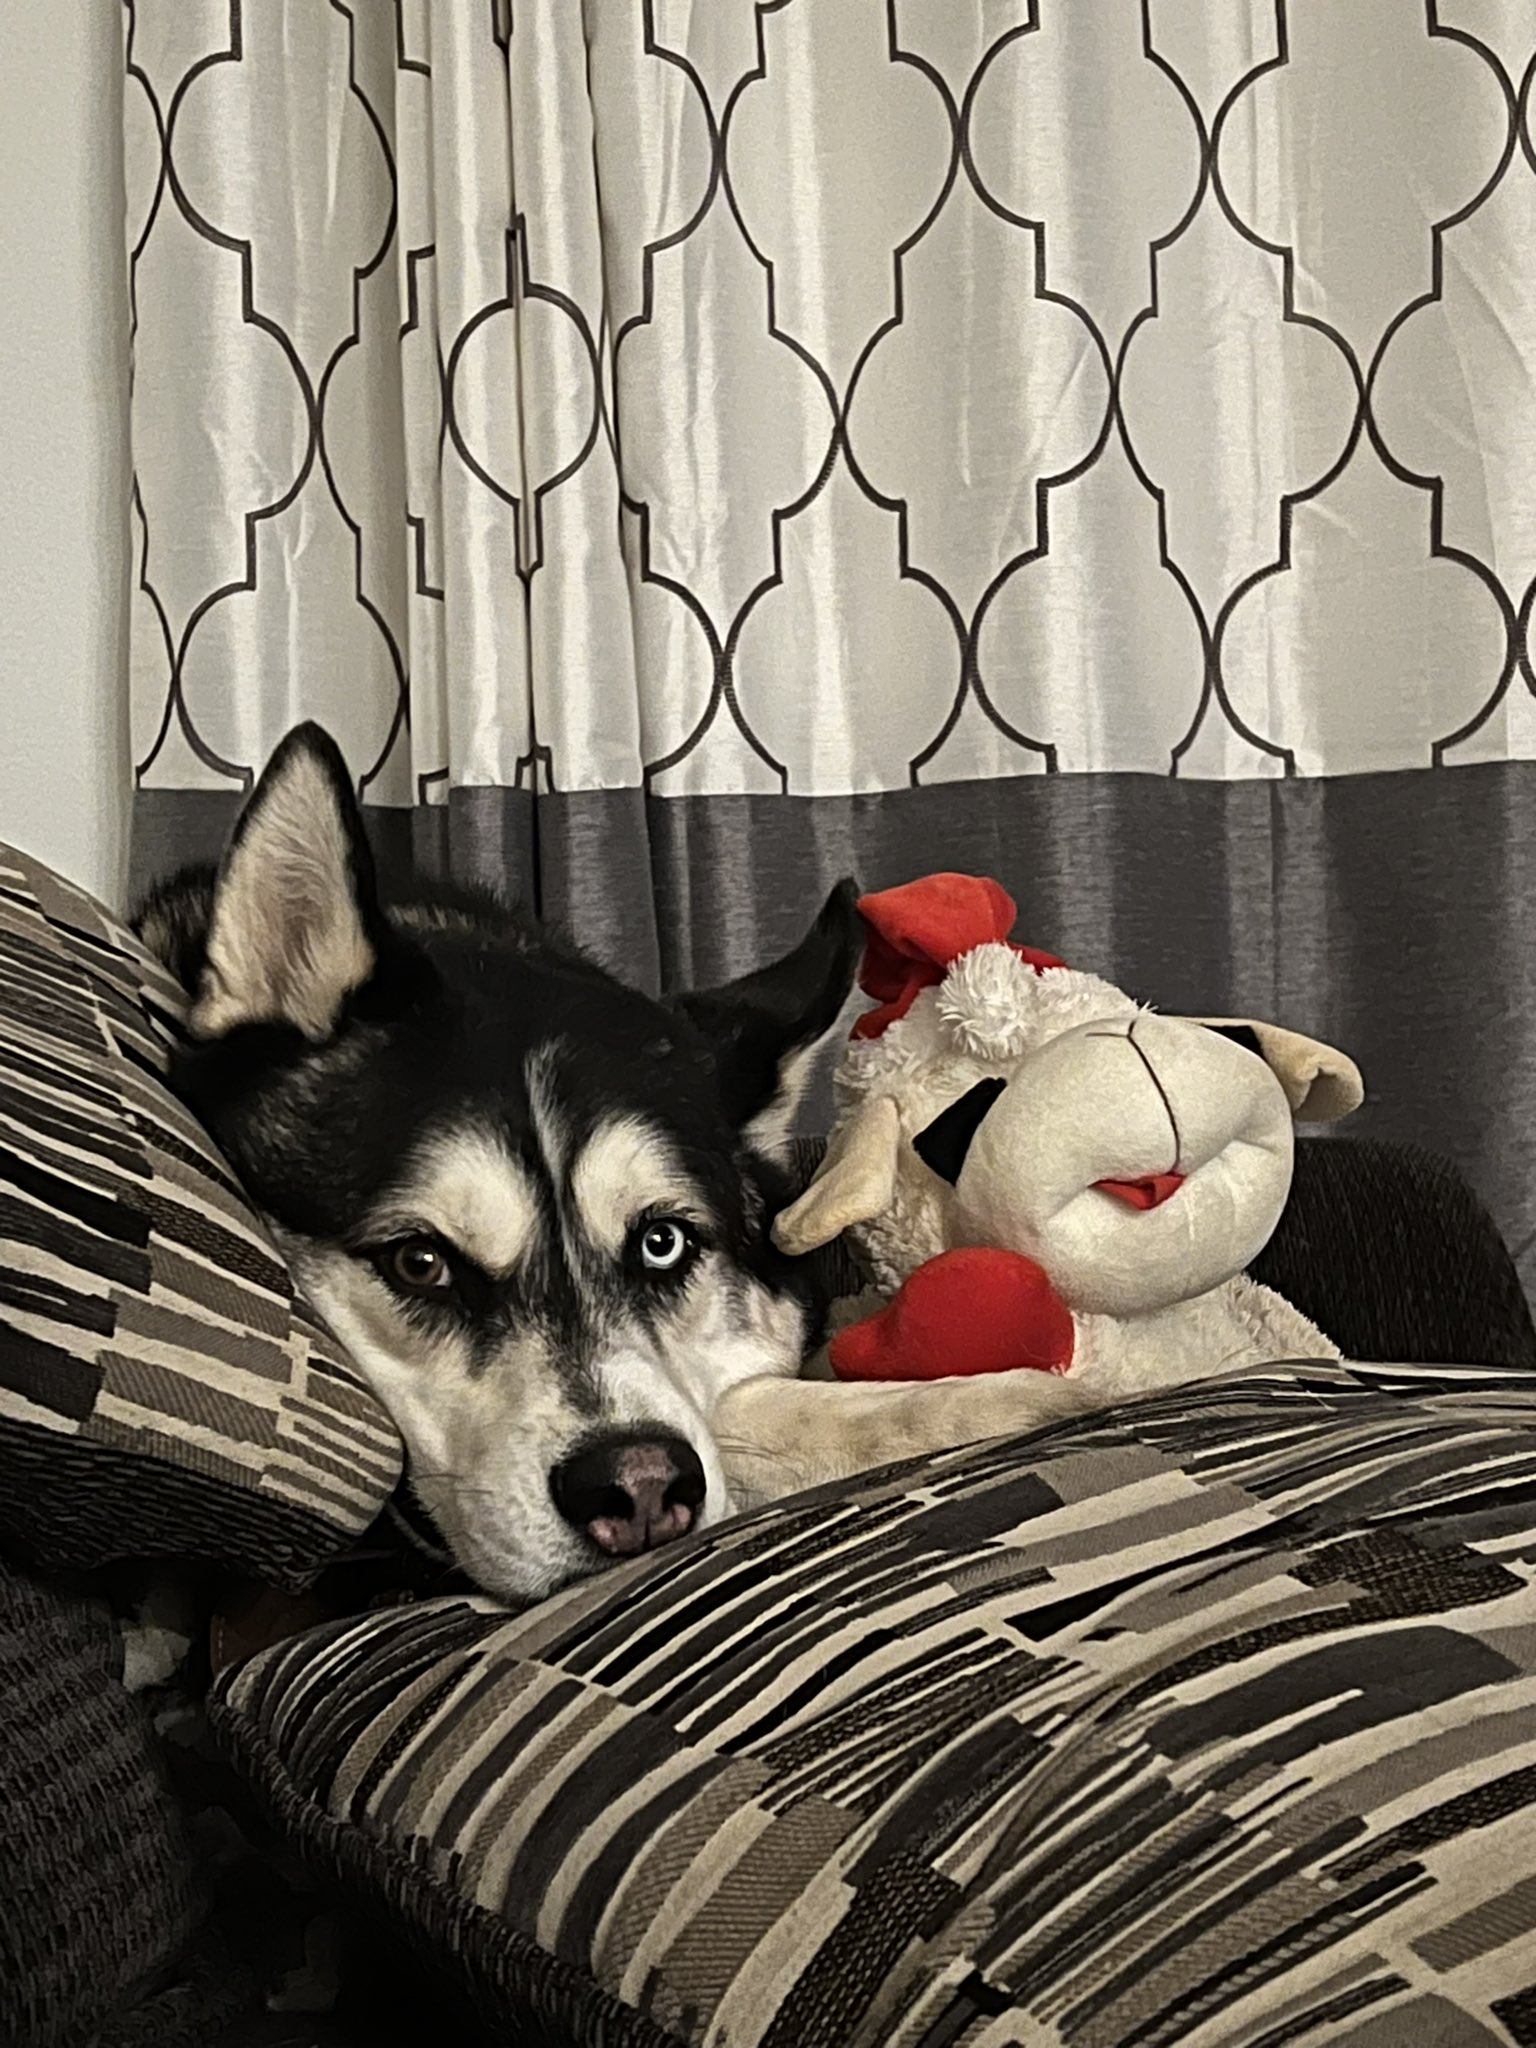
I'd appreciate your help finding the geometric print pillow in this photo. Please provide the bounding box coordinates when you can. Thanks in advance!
[0,844,401,1587]
[214,1356,1536,2047]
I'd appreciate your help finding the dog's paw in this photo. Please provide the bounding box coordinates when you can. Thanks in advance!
[716,1446,805,1514]
[713,1386,805,1506]
[712,1376,835,1506]
[713,1366,1099,1509]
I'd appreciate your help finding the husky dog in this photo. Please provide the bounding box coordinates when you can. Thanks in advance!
[136,725,859,1604]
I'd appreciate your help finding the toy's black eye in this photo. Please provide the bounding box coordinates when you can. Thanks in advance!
[377,1236,454,1297]
[1206,1023,1264,1058]
[635,1218,698,1274]
[913,1077,1008,1186]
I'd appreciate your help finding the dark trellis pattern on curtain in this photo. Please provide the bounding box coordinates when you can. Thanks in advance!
[124,0,1536,1287]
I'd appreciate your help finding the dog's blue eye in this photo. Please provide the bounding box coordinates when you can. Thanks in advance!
[637,1219,695,1273]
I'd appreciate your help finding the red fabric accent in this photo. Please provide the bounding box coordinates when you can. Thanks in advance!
[851,874,1066,1040]
[1092,1173,1186,1211]
[830,1248,1076,1381]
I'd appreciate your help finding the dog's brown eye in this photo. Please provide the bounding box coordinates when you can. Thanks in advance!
[379,1237,453,1297]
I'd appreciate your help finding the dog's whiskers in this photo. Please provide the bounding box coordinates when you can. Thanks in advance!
[405,1469,506,1500]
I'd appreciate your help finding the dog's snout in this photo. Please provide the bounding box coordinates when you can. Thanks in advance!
[550,1432,706,1558]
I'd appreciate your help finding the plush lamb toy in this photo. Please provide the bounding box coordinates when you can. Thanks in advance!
[712,873,1364,1506]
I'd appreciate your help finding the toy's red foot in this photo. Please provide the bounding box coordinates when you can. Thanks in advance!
[830,1248,1075,1382]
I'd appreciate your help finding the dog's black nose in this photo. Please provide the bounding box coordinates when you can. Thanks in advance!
[550,1432,706,1557]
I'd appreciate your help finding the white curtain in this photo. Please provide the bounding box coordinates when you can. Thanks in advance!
[125,0,1536,804]
[124,0,1536,1288]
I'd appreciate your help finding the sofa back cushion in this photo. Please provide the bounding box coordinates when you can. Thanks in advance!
[0,845,401,1585]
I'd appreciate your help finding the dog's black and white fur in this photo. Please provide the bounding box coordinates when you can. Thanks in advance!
[136,725,859,1603]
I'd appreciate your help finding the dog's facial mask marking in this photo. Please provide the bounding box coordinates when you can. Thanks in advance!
[365,1127,542,1280]
[568,1116,703,1260]
[136,728,863,1603]
[291,1105,795,1600]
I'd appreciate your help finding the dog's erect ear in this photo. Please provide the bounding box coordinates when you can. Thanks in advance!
[190,724,381,1044]
[1194,1017,1364,1122]
[677,880,861,1157]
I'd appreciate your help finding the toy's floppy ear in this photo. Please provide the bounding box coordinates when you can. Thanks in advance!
[1196,1019,1363,1122]
[772,1094,902,1255]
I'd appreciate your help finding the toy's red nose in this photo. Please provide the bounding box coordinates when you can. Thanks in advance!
[1093,1172,1186,1211]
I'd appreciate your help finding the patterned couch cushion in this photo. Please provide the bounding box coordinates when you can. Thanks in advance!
[213,1357,1536,2048]
[0,845,402,1584]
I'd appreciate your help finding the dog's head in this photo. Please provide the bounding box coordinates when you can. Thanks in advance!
[139,726,859,1602]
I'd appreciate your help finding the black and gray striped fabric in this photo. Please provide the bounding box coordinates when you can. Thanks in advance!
[0,845,402,1584]
[215,1356,1536,2048]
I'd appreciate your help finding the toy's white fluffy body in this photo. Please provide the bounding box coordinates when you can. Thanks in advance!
[804,1275,1333,1388]
[832,945,1338,1366]
[833,956,1141,1297]
[1072,1282,1337,1392]
[712,938,1358,1508]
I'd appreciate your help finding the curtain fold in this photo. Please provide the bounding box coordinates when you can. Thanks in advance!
[124,1,1536,1286]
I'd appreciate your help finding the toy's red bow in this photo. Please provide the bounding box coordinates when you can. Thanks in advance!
[853,873,1064,1039]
